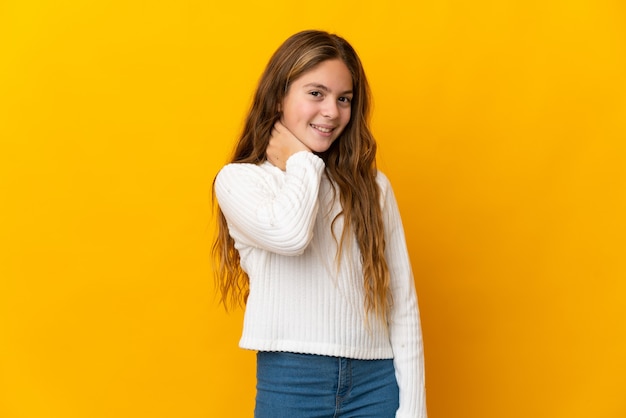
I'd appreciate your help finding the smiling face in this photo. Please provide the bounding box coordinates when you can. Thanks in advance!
[280,59,353,153]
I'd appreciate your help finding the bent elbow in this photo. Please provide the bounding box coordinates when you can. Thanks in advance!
[263,225,315,256]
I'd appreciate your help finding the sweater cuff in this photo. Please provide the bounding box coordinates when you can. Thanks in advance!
[285,151,325,172]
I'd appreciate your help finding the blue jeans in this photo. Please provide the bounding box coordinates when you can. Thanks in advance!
[255,351,399,418]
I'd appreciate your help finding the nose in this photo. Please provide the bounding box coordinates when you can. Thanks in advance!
[321,99,339,119]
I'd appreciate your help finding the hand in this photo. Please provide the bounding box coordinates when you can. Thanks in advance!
[266,121,310,171]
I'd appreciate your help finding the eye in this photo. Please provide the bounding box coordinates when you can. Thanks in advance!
[338,96,352,106]
[309,91,323,98]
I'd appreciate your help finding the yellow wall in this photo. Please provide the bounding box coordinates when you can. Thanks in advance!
[1,1,625,417]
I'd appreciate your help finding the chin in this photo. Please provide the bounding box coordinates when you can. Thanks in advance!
[310,145,332,154]
[307,139,338,154]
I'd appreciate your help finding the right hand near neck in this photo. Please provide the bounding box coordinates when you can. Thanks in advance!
[266,121,311,171]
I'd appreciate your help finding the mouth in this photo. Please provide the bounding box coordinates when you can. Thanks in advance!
[310,124,335,134]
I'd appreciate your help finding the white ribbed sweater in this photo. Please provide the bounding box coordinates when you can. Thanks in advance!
[215,151,427,418]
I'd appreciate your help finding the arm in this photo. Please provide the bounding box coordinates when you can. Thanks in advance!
[378,173,428,418]
[215,124,324,256]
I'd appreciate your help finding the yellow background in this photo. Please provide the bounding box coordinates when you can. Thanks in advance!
[2,1,625,417]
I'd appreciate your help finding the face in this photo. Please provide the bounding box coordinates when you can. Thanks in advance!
[280,59,353,153]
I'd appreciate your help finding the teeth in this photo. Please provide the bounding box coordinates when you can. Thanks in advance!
[312,124,332,133]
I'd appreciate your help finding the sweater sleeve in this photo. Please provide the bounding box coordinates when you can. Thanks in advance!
[378,173,428,418]
[214,151,325,256]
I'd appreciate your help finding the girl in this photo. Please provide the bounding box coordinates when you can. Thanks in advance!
[213,30,427,418]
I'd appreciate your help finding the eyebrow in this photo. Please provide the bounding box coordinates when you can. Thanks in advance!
[303,83,353,95]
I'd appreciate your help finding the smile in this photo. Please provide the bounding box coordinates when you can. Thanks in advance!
[311,124,334,133]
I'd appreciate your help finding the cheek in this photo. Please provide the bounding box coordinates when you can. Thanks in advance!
[283,101,311,124]
[342,109,352,126]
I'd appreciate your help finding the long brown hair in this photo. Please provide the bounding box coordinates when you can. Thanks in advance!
[212,30,391,322]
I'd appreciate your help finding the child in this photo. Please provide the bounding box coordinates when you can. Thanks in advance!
[213,30,427,418]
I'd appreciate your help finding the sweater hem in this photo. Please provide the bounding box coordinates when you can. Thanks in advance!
[239,338,394,360]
